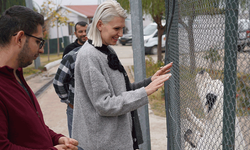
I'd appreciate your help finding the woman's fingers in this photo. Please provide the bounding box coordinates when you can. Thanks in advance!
[158,62,173,75]
[145,73,172,96]
[154,83,164,90]
[161,62,173,71]
[163,69,170,74]
[152,62,173,81]
[156,74,172,84]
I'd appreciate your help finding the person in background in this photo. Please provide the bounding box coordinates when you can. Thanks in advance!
[63,21,88,57]
[72,0,173,149]
[0,5,78,150]
[53,24,91,138]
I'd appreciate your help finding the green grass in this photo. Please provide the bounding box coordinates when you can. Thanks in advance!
[145,57,166,117]
[148,87,166,117]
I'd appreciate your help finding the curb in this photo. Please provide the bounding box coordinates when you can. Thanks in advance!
[35,78,54,98]
[44,59,62,71]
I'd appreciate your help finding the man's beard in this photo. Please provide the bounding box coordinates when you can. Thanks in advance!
[17,40,33,68]
[78,36,87,45]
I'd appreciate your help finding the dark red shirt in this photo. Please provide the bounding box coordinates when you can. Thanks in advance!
[0,66,64,150]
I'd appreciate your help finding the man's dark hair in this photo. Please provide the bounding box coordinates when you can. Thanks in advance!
[0,5,44,47]
[74,21,88,31]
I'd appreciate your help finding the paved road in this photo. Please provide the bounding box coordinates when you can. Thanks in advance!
[110,44,160,66]
[26,45,167,150]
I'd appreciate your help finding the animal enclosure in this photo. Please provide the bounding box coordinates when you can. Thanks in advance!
[165,0,250,149]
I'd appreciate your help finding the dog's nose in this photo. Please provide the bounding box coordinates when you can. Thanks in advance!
[198,70,205,74]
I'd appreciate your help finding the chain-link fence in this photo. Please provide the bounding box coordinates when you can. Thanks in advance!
[165,0,250,149]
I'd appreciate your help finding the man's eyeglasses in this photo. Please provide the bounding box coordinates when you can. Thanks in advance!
[24,33,45,49]
[13,33,45,49]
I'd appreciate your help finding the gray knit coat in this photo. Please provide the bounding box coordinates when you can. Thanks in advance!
[72,41,151,150]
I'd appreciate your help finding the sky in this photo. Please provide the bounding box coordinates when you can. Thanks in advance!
[32,0,102,8]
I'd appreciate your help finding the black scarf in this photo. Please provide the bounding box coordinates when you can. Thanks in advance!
[89,40,143,149]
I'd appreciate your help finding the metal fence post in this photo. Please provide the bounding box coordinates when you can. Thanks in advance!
[130,0,151,149]
[26,0,41,69]
[164,1,172,149]
[165,0,181,149]
[223,0,239,149]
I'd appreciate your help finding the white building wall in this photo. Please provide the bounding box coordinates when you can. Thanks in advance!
[48,8,88,43]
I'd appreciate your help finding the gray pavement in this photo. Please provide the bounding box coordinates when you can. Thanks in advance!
[26,60,167,150]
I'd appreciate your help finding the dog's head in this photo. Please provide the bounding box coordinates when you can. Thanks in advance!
[195,70,212,86]
[195,71,223,115]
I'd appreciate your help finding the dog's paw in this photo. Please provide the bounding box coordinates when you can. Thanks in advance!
[184,129,196,148]
[184,129,192,141]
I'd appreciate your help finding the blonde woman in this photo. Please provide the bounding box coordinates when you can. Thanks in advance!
[72,0,173,149]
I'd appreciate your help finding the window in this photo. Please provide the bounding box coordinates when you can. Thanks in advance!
[68,22,74,35]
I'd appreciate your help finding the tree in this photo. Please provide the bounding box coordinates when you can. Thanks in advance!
[178,0,224,73]
[117,0,166,62]
[203,46,221,72]
[40,0,70,56]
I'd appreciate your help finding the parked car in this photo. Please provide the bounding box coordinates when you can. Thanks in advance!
[119,31,132,45]
[118,22,181,54]
[237,19,250,52]
[119,22,164,51]
[144,23,166,54]
[144,23,185,54]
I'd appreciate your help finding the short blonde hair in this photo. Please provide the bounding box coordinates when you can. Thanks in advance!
[87,0,127,47]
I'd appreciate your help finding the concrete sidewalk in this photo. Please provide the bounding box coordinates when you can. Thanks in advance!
[26,64,167,150]
[26,64,69,137]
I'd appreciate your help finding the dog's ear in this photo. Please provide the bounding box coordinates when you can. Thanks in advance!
[205,93,217,113]
[198,70,205,74]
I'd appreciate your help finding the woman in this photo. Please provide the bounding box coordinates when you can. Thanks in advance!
[72,0,172,149]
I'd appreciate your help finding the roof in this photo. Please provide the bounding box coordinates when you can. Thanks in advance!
[62,5,99,18]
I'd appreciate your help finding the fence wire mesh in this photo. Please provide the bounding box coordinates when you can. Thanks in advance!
[165,0,250,149]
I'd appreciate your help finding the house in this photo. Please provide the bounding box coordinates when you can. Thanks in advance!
[44,5,98,54]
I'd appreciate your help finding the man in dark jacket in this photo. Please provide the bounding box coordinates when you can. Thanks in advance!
[0,5,78,150]
[63,21,88,57]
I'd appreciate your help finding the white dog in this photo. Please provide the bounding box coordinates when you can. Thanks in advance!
[184,71,245,150]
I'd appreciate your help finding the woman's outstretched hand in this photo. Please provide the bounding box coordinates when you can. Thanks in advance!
[151,62,173,82]
[145,62,173,96]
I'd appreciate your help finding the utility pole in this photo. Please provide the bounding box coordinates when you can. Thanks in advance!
[130,0,151,149]
[26,0,41,69]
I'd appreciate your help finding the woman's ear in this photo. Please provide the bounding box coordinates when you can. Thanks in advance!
[96,20,103,32]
